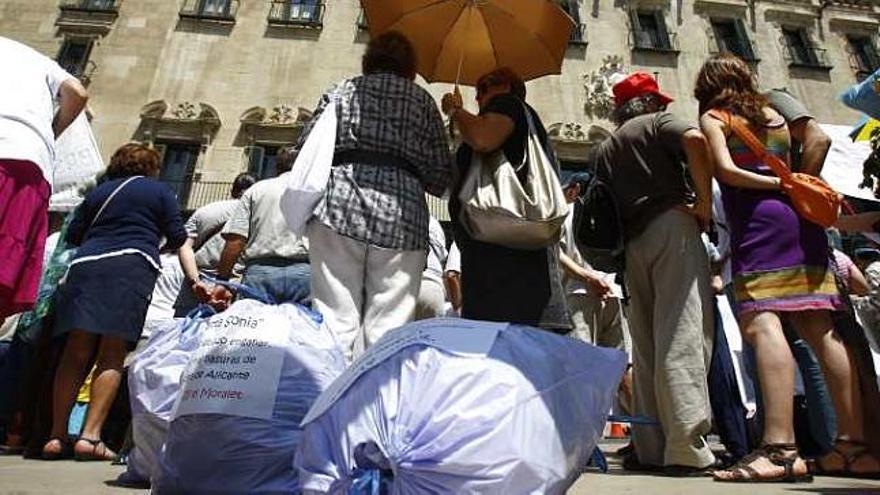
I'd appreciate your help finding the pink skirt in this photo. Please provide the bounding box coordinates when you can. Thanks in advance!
[0,159,50,318]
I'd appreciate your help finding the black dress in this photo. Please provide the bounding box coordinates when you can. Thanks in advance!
[449,93,571,331]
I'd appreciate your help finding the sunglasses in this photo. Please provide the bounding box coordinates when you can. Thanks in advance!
[476,76,504,97]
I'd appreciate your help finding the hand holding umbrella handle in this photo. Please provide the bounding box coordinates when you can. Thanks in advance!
[444,85,463,139]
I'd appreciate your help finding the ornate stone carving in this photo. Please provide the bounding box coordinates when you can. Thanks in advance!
[548,122,588,141]
[267,104,296,125]
[171,101,199,120]
[583,55,627,120]
[136,100,221,144]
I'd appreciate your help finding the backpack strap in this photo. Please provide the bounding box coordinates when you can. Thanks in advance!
[707,109,792,181]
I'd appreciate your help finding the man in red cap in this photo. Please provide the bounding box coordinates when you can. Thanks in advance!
[591,72,717,475]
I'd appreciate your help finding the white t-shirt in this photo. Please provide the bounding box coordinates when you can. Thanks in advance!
[143,253,185,339]
[0,37,74,185]
[445,242,460,274]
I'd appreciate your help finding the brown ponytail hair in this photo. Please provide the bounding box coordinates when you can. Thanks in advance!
[694,53,768,126]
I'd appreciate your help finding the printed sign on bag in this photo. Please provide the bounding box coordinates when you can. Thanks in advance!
[172,304,287,420]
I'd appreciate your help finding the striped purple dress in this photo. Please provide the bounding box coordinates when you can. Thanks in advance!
[718,113,841,315]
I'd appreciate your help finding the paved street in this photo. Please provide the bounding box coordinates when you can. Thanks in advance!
[2,443,880,494]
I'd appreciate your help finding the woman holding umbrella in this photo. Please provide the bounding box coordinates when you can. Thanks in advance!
[442,69,576,330]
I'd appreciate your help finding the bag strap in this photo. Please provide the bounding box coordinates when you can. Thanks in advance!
[89,176,142,229]
[707,109,792,181]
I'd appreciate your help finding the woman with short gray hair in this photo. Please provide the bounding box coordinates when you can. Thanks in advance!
[298,31,454,358]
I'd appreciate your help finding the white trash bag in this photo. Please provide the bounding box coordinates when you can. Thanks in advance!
[121,308,212,485]
[296,318,628,494]
[155,299,346,494]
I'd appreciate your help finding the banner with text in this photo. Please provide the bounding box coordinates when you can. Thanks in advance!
[172,307,288,420]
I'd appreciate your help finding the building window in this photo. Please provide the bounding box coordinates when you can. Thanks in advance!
[245,145,282,180]
[268,0,325,27]
[711,18,756,62]
[179,0,237,21]
[57,38,94,79]
[630,10,677,51]
[155,142,201,207]
[847,35,880,81]
[557,1,587,45]
[782,27,830,69]
[59,0,117,11]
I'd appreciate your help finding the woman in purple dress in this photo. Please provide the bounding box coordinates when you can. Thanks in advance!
[697,54,877,481]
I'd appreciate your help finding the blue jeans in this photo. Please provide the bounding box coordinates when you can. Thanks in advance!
[241,261,311,305]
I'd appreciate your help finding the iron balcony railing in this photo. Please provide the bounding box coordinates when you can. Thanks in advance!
[163,180,233,211]
[179,0,239,22]
[357,8,368,30]
[59,0,118,12]
[783,45,832,70]
[569,23,587,45]
[166,179,451,219]
[630,30,679,52]
[267,0,325,28]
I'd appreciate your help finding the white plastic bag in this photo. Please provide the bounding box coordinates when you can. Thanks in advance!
[155,299,346,494]
[122,308,212,484]
[297,318,628,494]
[280,104,337,237]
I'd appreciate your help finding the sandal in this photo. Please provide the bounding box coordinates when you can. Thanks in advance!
[74,437,116,462]
[812,439,880,480]
[40,437,72,461]
[714,443,813,483]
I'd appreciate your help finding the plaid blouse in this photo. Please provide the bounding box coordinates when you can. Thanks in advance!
[298,73,453,251]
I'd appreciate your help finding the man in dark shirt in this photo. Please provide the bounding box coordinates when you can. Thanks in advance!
[593,72,716,474]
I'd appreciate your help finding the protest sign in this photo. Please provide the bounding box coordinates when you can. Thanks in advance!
[173,306,288,420]
[51,112,104,211]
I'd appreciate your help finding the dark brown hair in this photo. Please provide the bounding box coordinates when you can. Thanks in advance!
[362,31,417,79]
[106,143,161,179]
[694,53,768,125]
[477,67,526,100]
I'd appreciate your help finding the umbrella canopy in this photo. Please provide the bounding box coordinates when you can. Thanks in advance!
[361,0,574,86]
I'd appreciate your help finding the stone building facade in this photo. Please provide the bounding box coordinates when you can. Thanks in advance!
[1,0,879,213]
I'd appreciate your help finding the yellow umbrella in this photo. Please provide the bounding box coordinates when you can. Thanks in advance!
[361,0,574,86]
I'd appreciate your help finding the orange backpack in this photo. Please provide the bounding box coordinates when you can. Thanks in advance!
[709,109,842,228]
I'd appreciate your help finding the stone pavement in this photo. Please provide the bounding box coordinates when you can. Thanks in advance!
[2,443,880,494]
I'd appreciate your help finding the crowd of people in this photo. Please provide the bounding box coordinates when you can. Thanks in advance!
[2,27,880,488]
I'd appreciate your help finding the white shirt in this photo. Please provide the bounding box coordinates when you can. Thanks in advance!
[559,206,623,298]
[0,37,74,185]
[143,253,185,339]
[445,242,460,274]
[423,217,447,283]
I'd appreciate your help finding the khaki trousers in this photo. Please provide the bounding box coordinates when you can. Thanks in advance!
[308,222,424,359]
[625,209,715,468]
[566,293,628,352]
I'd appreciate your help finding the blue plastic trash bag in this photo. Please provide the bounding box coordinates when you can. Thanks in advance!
[121,307,213,485]
[841,68,880,120]
[154,299,346,494]
[296,318,628,495]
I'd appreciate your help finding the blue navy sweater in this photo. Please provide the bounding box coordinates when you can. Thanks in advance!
[67,176,187,266]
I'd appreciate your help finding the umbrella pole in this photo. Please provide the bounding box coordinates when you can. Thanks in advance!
[449,4,473,140]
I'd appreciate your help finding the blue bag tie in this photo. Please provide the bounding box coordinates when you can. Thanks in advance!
[607,414,660,426]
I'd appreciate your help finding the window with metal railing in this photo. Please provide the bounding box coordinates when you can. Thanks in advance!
[179,0,238,22]
[268,0,325,27]
[57,37,94,80]
[781,27,831,70]
[556,0,587,45]
[59,0,118,12]
[847,35,880,81]
[629,10,678,52]
[710,18,758,62]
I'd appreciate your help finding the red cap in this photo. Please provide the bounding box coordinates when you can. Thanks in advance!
[612,72,674,107]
